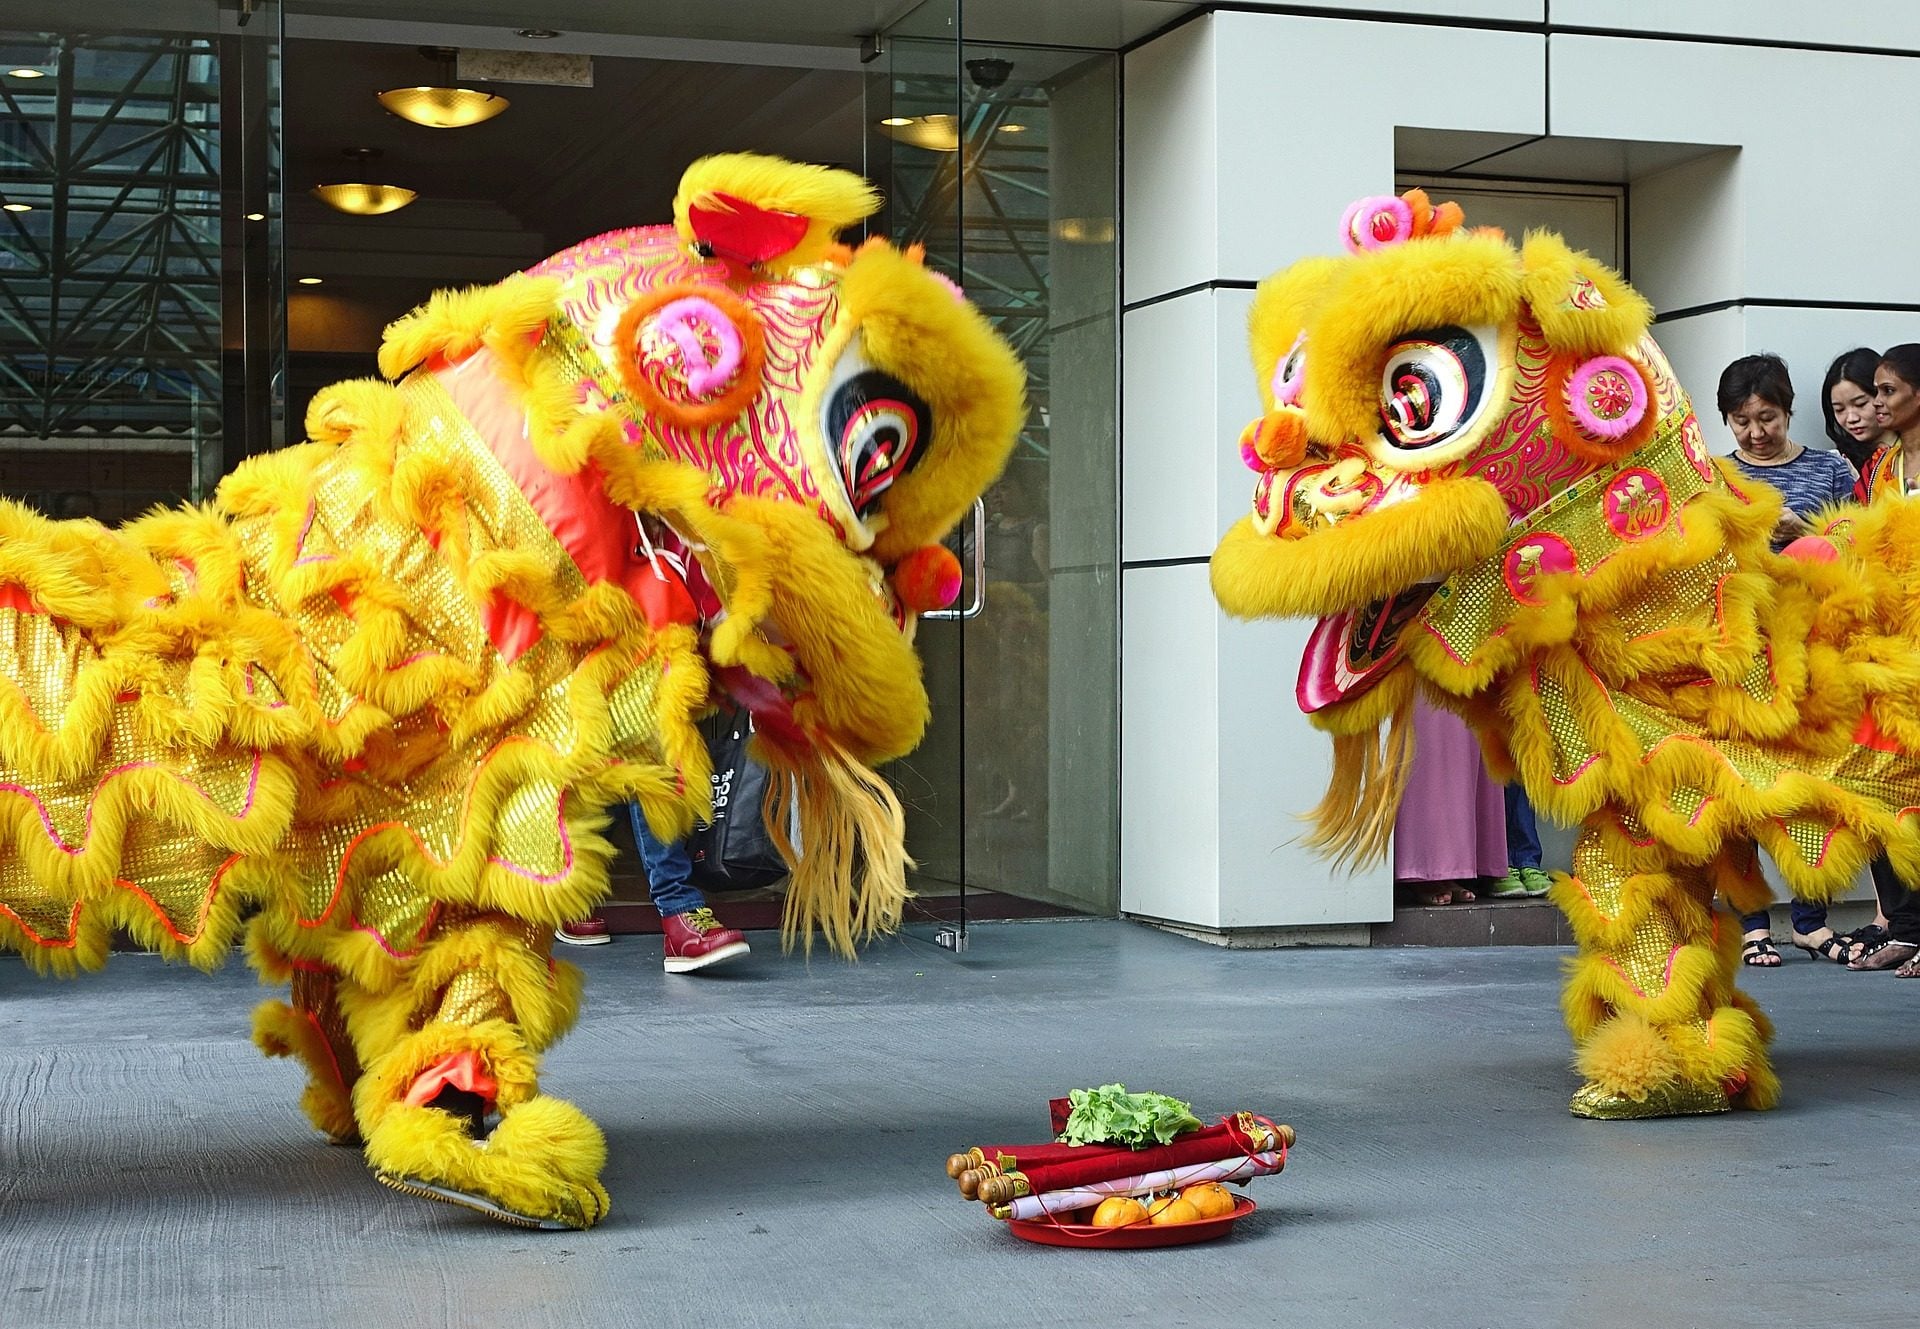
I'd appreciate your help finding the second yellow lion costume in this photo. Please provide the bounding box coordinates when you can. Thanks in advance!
[1212,191,1920,1118]
[0,154,1025,1225]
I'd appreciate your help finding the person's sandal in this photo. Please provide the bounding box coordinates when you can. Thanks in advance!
[1849,938,1919,971]
[1898,952,1920,978]
[1791,930,1856,964]
[1742,932,1782,967]
[1841,923,1890,954]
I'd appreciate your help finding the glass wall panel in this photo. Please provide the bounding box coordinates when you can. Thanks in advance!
[0,6,281,521]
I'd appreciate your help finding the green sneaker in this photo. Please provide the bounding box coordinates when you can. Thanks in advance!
[1487,866,1530,898]
[1519,866,1553,897]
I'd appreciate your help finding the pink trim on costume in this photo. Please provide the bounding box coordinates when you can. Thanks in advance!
[292,500,334,566]
[1601,957,1645,997]
[295,737,578,937]
[0,750,264,855]
[487,790,576,884]
[1769,816,1840,868]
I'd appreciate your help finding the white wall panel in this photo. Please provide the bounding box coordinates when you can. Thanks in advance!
[1212,11,1545,285]
[1628,149,1740,316]
[1122,16,1218,303]
[1554,0,1920,54]
[1555,35,1920,305]
[1215,613,1394,927]
[1120,564,1221,926]
[1122,291,1223,563]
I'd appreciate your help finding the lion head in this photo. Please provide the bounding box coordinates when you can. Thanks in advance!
[1210,190,1702,719]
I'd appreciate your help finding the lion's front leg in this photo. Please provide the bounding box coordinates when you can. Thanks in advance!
[342,912,609,1230]
[1549,813,1779,1119]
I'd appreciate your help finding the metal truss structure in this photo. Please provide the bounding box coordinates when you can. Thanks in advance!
[0,32,224,502]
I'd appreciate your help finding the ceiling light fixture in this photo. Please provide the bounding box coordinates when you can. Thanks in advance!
[2,203,31,213]
[311,182,417,216]
[311,147,417,216]
[996,123,1027,134]
[7,68,46,79]
[377,85,508,128]
[245,211,266,221]
[378,47,508,128]
[297,277,323,286]
[876,114,960,153]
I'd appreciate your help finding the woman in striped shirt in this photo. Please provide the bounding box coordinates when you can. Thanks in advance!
[1716,354,1859,965]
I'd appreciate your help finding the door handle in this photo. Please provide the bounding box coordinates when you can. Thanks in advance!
[921,497,985,620]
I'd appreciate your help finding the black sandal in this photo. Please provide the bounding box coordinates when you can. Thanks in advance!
[1791,931,1856,964]
[1741,935,1782,967]
[1841,923,1890,953]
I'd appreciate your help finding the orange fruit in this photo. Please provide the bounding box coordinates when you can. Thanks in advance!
[1090,1196,1149,1228]
[1149,1197,1203,1226]
[1143,1193,1178,1219]
[1180,1183,1237,1219]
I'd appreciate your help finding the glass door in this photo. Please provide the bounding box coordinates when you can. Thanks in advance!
[870,15,1121,946]
[865,0,967,945]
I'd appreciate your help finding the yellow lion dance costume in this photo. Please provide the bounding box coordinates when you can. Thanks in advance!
[1212,190,1920,1120]
[0,154,1024,1226]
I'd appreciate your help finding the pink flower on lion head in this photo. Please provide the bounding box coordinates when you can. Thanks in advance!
[1339,189,1466,253]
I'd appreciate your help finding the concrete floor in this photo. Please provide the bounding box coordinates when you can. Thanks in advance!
[1,920,1916,1329]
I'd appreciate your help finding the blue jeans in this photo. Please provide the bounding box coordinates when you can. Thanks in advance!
[1504,784,1542,869]
[629,804,705,919]
[1740,899,1828,937]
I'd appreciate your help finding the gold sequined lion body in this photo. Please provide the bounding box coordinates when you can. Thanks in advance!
[0,155,1025,1225]
[1210,191,1920,1119]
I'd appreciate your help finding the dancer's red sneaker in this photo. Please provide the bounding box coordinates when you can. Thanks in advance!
[660,908,750,973]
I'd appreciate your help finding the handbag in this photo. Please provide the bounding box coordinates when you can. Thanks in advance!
[687,707,789,892]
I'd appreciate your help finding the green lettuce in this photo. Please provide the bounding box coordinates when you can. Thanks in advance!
[1057,1083,1203,1148]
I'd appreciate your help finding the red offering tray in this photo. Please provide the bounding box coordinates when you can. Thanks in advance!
[1005,1194,1256,1249]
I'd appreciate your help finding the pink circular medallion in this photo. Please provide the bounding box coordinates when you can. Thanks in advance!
[1503,533,1578,606]
[1566,355,1648,439]
[1603,467,1671,541]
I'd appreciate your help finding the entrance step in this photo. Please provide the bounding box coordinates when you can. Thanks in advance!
[1371,897,1571,948]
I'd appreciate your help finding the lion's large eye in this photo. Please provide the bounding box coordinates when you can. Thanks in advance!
[822,351,931,519]
[1377,324,1497,450]
[1271,333,1307,407]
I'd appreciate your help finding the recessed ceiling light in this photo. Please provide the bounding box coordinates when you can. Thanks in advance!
[2,203,31,213]
[997,123,1027,134]
[297,277,323,286]
[245,211,266,221]
[515,28,561,39]
[877,114,960,152]
[7,68,46,79]
[377,85,509,128]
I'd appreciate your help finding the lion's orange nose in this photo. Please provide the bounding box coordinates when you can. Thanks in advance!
[1239,408,1309,471]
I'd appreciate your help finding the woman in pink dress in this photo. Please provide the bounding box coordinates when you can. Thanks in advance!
[1393,694,1509,905]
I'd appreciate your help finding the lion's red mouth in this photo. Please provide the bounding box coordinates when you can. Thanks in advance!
[1296,582,1438,713]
